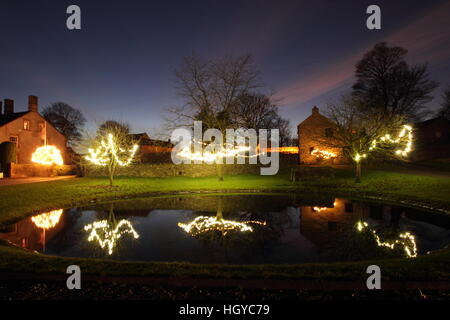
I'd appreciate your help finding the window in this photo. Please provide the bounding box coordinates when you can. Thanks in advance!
[9,136,18,145]
[325,128,333,137]
[23,119,30,130]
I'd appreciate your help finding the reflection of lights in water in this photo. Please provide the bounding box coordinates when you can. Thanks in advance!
[356,221,417,258]
[312,201,337,213]
[31,146,64,166]
[31,209,63,229]
[178,216,266,236]
[84,219,139,255]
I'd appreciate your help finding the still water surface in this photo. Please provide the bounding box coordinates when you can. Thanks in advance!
[1,194,449,264]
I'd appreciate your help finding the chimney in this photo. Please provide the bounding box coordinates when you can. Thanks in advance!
[4,99,14,115]
[28,95,38,112]
[312,106,319,115]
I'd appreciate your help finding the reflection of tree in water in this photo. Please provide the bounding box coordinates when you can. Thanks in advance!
[321,204,418,261]
[83,204,139,256]
[178,197,270,263]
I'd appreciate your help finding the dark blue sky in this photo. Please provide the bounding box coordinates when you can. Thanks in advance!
[1,0,450,137]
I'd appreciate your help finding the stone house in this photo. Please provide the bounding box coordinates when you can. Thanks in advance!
[0,95,68,164]
[297,106,346,165]
[130,132,173,163]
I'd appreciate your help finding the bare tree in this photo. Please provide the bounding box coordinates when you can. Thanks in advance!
[326,96,404,182]
[85,120,138,186]
[232,93,291,146]
[169,53,261,131]
[436,86,450,120]
[353,42,439,121]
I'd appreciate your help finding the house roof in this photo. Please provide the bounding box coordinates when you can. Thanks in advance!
[0,110,67,141]
[130,132,173,147]
[415,116,450,128]
[0,111,30,126]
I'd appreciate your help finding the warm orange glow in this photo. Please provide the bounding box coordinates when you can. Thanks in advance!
[311,148,336,160]
[31,209,63,230]
[256,146,298,154]
[31,146,64,166]
[312,201,337,213]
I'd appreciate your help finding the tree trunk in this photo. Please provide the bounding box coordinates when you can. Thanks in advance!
[355,161,362,183]
[108,160,116,186]
[216,163,224,181]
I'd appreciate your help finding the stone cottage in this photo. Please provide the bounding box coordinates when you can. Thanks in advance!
[130,132,174,163]
[0,95,68,164]
[297,106,346,165]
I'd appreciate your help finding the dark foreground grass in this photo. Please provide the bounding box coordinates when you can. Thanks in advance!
[0,168,450,283]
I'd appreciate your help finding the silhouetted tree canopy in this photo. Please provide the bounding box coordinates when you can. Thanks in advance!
[42,102,86,146]
[352,42,439,121]
[436,86,450,120]
[169,53,291,143]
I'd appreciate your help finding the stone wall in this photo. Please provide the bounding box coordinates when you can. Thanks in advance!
[10,163,76,178]
[85,163,261,178]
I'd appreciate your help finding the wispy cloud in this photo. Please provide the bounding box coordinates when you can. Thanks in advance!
[274,1,450,107]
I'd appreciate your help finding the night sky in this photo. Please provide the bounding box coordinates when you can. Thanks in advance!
[1,0,450,137]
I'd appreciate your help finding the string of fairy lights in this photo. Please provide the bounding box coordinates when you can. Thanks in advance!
[84,219,140,255]
[31,146,64,166]
[355,124,413,162]
[175,138,265,162]
[85,133,139,167]
[178,216,267,236]
[356,221,417,258]
[31,209,63,229]
[310,148,336,160]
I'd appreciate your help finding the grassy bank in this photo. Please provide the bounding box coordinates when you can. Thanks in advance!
[1,168,450,225]
[0,168,450,282]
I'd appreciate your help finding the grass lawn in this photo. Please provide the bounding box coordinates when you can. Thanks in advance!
[0,167,450,283]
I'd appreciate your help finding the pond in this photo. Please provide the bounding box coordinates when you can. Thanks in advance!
[1,194,449,264]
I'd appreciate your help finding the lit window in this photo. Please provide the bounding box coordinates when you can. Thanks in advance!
[23,119,30,130]
[325,128,333,137]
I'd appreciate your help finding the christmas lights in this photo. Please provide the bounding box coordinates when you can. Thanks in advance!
[85,133,139,166]
[176,140,259,163]
[178,216,266,236]
[356,221,417,258]
[84,219,139,255]
[356,124,413,161]
[31,209,63,229]
[311,148,336,160]
[31,146,64,166]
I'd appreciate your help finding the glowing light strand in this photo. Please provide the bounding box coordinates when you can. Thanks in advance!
[178,216,266,236]
[356,221,417,258]
[31,209,63,229]
[311,148,336,160]
[31,146,64,166]
[176,139,263,163]
[84,219,139,255]
[85,134,139,167]
[355,124,413,162]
